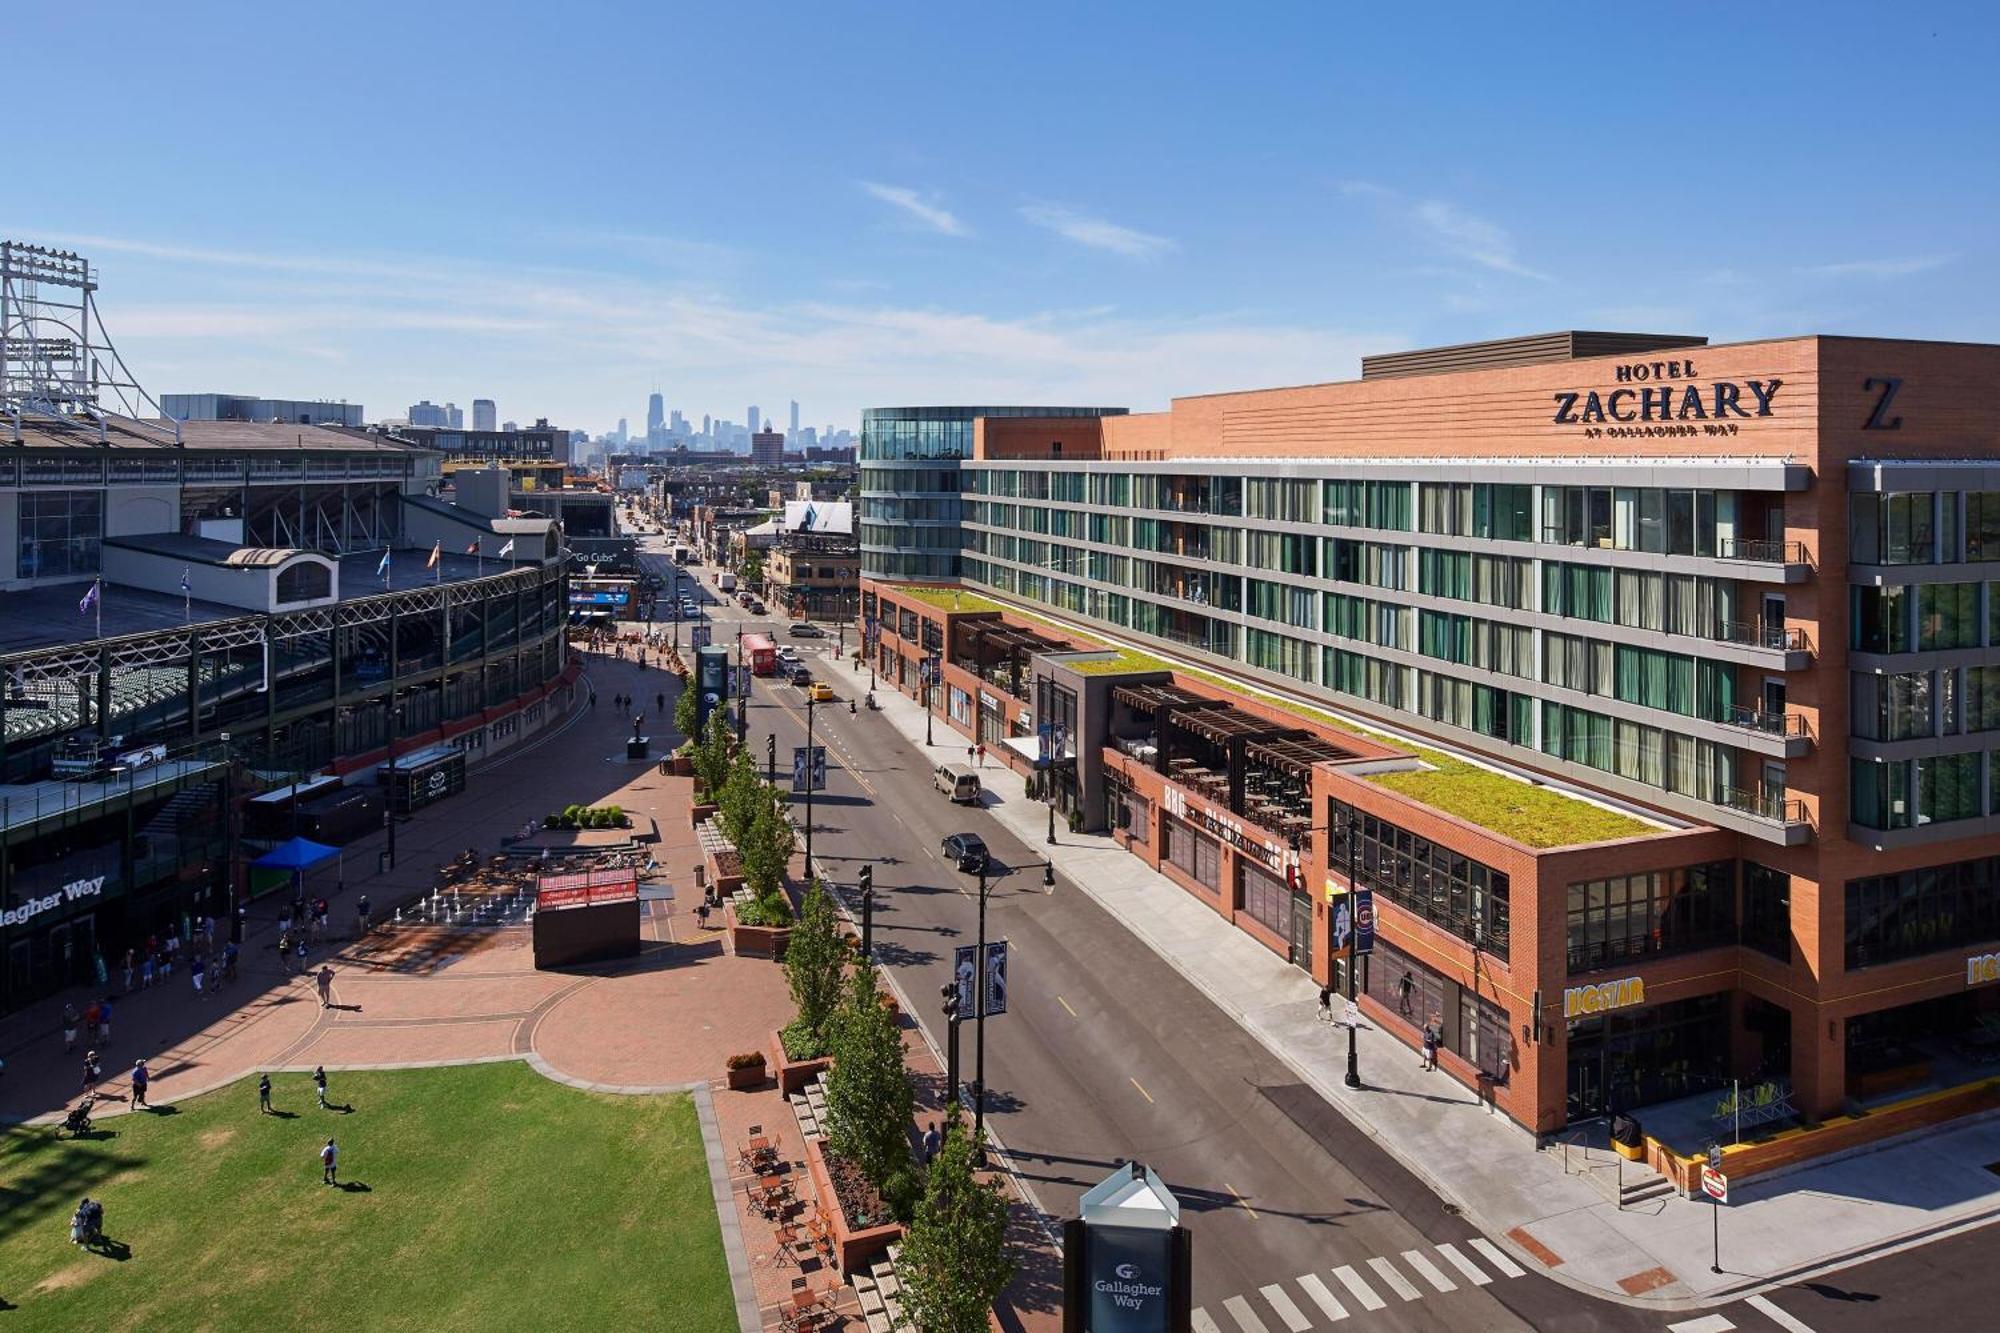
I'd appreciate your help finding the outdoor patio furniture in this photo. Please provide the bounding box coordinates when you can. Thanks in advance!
[780,1282,833,1332]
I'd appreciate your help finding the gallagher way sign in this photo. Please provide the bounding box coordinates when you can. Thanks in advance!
[1063,1162,1191,1332]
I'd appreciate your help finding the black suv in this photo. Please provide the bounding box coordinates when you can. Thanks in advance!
[789,666,813,687]
[941,833,989,873]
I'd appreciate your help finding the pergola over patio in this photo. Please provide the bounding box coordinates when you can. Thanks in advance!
[954,620,1066,701]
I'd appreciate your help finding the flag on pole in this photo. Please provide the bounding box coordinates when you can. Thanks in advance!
[376,547,391,578]
[78,579,100,616]
[179,567,191,595]
[465,538,480,555]
[497,538,515,558]
[426,540,441,569]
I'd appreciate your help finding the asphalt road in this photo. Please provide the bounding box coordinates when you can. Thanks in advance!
[637,539,1996,1333]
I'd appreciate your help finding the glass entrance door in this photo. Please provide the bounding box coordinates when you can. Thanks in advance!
[1288,892,1314,975]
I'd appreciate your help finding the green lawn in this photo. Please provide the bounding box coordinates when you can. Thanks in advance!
[0,1062,735,1332]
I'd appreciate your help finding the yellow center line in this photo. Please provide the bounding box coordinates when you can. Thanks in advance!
[1056,995,1078,1018]
[1227,1182,1259,1221]
[1130,1077,1154,1104]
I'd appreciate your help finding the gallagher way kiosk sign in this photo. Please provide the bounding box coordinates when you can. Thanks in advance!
[1063,1162,1191,1332]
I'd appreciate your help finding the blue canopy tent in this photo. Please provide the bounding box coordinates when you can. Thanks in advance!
[249,837,343,902]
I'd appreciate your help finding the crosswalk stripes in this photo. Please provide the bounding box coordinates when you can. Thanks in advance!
[1191,1238,1525,1331]
[1744,1295,1819,1333]
[1258,1284,1313,1332]
[1331,1265,1388,1312]
[1294,1274,1349,1323]
[1400,1249,1457,1293]
[1434,1242,1493,1286]
[1365,1256,1422,1303]
[1667,1317,1736,1333]
[1468,1237,1527,1278]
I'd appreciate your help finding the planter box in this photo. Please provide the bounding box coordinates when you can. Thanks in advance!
[772,1027,834,1096]
[670,754,695,777]
[726,1061,768,1091]
[804,1138,905,1276]
[725,902,793,959]
[688,801,718,830]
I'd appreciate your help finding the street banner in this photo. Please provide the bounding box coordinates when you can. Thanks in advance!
[1353,887,1376,955]
[984,939,1009,1016]
[954,944,977,1015]
[792,744,827,791]
[691,623,711,650]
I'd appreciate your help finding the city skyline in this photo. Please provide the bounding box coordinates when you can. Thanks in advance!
[7,5,1995,434]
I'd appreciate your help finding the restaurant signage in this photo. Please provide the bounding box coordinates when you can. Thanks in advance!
[1160,785,1282,871]
[535,868,639,912]
[0,874,106,929]
[1563,975,1647,1019]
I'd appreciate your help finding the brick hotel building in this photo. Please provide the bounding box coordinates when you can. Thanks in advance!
[859,332,2000,1179]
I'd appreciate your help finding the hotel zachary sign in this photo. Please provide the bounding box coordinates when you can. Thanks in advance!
[1553,358,1781,442]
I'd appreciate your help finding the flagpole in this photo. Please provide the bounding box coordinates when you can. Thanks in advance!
[95,578,101,641]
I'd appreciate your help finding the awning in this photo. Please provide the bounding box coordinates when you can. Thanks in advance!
[1001,735,1044,766]
[251,837,342,871]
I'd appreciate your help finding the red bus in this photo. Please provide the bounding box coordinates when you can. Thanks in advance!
[743,633,778,676]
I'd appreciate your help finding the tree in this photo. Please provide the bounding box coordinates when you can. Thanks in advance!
[738,795,794,903]
[691,709,732,797]
[824,960,912,1192]
[899,1108,1016,1333]
[718,746,763,845]
[673,679,698,743]
[741,550,764,589]
[781,879,847,1058]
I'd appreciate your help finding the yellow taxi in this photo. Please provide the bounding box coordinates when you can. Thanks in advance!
[808,683,835,704]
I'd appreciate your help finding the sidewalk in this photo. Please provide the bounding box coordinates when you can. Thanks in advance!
[836,660,2000,1310]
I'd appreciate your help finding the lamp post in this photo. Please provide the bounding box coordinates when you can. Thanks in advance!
[974,858,991,1163]
[1340,810,1362,1090]
[860,864,875,960]
[766,732,777,786]
[735,624,747,745]
[384,699,400,872]
[923,662,934,747]
[803,696,817,868]
[220,730,242,944]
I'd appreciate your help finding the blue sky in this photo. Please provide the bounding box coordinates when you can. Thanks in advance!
[11,2,1998,434]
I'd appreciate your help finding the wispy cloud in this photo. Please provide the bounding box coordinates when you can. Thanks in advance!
[1020,204,1175,259]
[859,182,969,236]
[1339,181,1549,281]
[1799,254,1953,280]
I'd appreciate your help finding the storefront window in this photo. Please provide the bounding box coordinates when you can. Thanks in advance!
[1566,993,1728,1119]
[1327,798,1509,954]
[1846,854,2000,968]
[1362,940,1510,1077]
[17,489,103,579]
[1565,862,1735,973]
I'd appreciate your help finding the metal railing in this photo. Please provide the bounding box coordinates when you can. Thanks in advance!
[1718,536,1807,565]
[1721,704,1809,738]
[1714,618,1811,652]
[1721,785,1808,825]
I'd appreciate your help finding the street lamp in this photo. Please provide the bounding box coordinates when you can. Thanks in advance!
[220,730,242,944]
[735,624,747,745]
[766,732,777,785]
[938,980,962,1109]
[803,695,818,868]
[973,857,992,1163]
[923,662,934,747]
[1297,813,1365,1091]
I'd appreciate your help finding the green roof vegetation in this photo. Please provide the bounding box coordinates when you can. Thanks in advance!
[886,584,1005,614]
[913,583,1658,848]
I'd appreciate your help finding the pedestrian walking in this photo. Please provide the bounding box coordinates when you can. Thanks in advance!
[130,1059,150,1109]
[121,949,136,993]
[81,1051,101,1094]
[321,1137,339,1185]
[278,932,294,974]
[97,996,112,1044]
[356,894,372,935]
[223,940,240,985]
[314,1065,329,1109]
[62,1002,80,1052]
[977,743,986,769]
[1396,969,1415,1017]
[84,999,102,1045]
[140,954,156,989]
[191,955,206,999]
[1420,1019,1440,1072]
[921,1123,942,1165]
[258,1072,273,1114]
[295,936,308,968]
[1317,984,1333,1023]
[316,965,334,1008]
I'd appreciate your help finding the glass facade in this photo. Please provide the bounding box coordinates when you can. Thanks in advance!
[1846,853,2000,968]
[18,489,103,579]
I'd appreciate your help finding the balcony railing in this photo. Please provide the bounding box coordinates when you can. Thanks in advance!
[1714,618,1811,652]
[1721,785,1807,825]
[1721,704,1809,738]
[1717,537,1807,565]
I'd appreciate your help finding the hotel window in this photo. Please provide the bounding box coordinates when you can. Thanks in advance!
[1543,633,1613,697]
[17,489,103,580]
[1418,549,1470,600]
[1246,478,1318,523]
[1851,585,1914,653]
[1967,667,2000,732]
[1846,853,2000,968]
[1850,670,1934,741]
[1248,579,1317,630]
[1850,492,1936,565]
[1245,627,1317,683]
[1565,861,1735,973]
[1740,862,1792,962]
[1325,538,1407,591]
[1967,492,2000,562]
[1418,483,1474,536]
[1918,583,1980,650]
[1326,798,1509,953]
[1324,648,1405,709]
[1543,562,1613,622]
[1324,480,1410,531]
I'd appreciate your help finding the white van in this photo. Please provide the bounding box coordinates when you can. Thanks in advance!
[933,765,981,805]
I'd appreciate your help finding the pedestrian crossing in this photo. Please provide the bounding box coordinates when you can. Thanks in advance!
[1191,1238,1525,1331]
[1669,1298,1820,1333]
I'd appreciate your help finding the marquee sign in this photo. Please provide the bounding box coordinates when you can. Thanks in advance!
[1563,975,1646,1019]
[1161,784,1283,872]
[536,867,639,912]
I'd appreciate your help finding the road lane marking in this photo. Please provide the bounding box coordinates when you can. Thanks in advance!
[1191,1310,1225,1333]
[1130,1077,1154,1104]
[1330,1265,1386,1311]
[1056,994,1077,1017]
[1257,1284,1311,1332]
[1469,1237,1526,1277]
[1402,1249,1457,1293]
[1226,1182,1258,1221]
[1221,1295,1271,1333]
[1366,1256,1421,1302]
[1294,1273,1349,1322]
[1666,1317,1735,1333]
[1435,1242,1493,1286]
[1746,1295,1818,1333]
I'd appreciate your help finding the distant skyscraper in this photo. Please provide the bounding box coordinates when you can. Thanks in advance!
[472,398,497,432]
[616,417,628,444]
[502,420,518,432]
[647,391,664,435]
[702,413,712,437]
[408,399,448,427]
[789,400,800,435]
[445,402,464,429]
[670,409,686,434]
[750,428,785,465]
[748,405,761,435]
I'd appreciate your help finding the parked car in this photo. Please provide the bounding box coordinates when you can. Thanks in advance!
[748,600,767,615]
[941,832,989,873]
[789,666,813,687]
[808,682,835,703]
[788,623,825,638]
[933,765,981,804]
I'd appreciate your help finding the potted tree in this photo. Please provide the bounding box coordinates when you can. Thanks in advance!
[774,880,844,1093]
[725,1050,768,1091]
[808,961,915,1272]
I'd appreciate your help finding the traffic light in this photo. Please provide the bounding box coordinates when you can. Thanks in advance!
[859,865,873,895]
